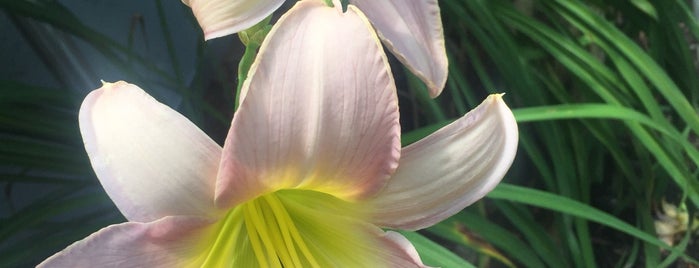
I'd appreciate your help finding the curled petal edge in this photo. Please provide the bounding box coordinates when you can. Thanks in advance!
[183,0,284,40]
[369,94,518,230]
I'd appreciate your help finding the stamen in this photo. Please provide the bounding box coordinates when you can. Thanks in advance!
[264,194,322,268]
[199,207,245,267]
[255,200,297,267]
[195,190,378,267]
[244,201,281,268]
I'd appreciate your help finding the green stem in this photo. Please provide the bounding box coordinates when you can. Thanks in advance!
[235,42,260,111]
[234,16,271,112]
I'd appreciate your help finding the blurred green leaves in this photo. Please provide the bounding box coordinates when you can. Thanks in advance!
[405,0,699,266]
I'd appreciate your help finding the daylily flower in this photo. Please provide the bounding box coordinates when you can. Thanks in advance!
[40,2,517,267]
[183,0,448,97]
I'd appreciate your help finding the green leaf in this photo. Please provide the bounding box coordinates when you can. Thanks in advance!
[630,0,658,19]
[488,184,698,264]
[428,211,544,268]
[399,231,476,268]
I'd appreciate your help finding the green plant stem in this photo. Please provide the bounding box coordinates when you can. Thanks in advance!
[235,42,260,111]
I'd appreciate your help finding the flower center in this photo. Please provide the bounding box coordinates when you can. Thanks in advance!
[243,192,320,267]
[198,190,382,267]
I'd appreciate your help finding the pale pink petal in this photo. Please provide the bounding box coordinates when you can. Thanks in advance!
[370,94,518,230]
[350,0,448,97]
[38,216,213,267]
[216,2,400,208]
[379,231,431,268]
[80,81,222,222]
[182,0,284,40]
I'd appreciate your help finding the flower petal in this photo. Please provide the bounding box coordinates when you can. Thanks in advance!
[38,216,214,267]
[370,94,518,230]
[378,231,431,268]
[182,0,284,40]
[216,2,400,208]
[80,81,222,222]
[350,0,448,97]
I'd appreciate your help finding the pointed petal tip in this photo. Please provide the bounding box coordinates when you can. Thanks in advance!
[427,84,444,98]
[425,66,449,98]
[370,94,518,230]
[80,81,222,222]
[488,92,507,101]
[350,0,447,99]
[95,80,137,94]
[380,231,431,268]
[97,80,119,89]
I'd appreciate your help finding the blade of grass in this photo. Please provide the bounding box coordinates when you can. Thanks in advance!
[489,183,698,263]
[428,210,546,268]
[399,231,476,268]
[552,0,699,136]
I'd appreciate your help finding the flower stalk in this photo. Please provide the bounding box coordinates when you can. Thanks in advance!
[236,16,272,110]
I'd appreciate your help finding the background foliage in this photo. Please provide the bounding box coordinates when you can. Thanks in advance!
[1,0,698,267]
